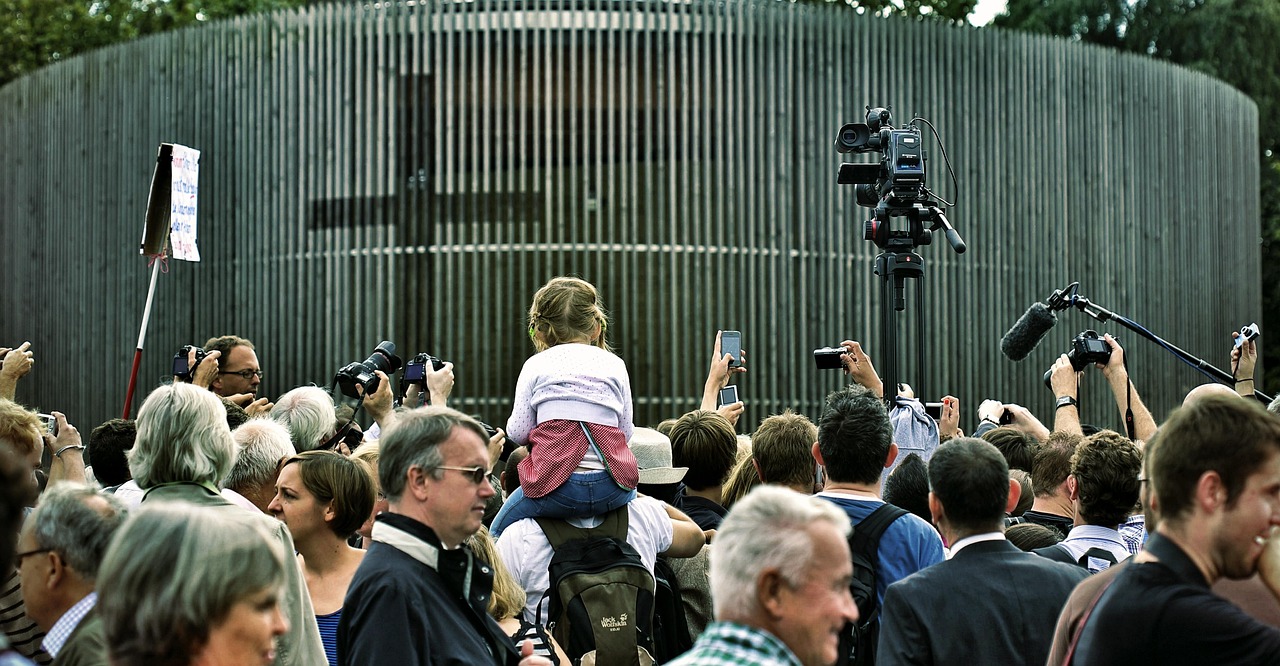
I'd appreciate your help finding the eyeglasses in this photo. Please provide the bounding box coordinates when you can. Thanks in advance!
[219,369,264,380]
[14,547,52,565]
[434,465,488,485]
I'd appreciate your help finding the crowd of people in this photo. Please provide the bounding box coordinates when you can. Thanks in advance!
[3,275,1280,666]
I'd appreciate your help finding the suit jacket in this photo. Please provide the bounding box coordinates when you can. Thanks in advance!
[52,609,105,666]
[878,538,1089,666]
[141,483,326,666]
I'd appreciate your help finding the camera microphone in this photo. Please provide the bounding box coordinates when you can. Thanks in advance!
[1000,302,1058,362]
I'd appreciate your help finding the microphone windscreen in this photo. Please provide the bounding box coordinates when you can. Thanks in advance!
[1001,302,1057,362]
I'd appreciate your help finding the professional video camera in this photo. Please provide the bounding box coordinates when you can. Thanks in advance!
[335,341,403,399]
[835,106,964,254]
[172,345,207,382]
[403,352,447,384]
[1042,330,1115,388]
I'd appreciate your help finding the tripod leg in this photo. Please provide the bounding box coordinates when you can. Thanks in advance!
[881,273,896,402]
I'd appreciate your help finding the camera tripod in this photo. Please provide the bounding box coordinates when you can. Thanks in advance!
[867,203,965,404]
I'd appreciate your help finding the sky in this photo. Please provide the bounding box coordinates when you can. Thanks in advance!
[970,0,1008,26]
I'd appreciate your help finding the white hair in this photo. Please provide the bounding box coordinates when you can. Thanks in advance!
[270,387,336,452]
[223,419,296,491]
[709,485,850,619]
[30,482,127,582]
[129,383,236,488]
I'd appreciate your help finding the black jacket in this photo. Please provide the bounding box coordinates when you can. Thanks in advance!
[338,513,520,666]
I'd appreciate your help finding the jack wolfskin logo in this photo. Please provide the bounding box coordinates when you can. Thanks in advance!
[600,614,629,629]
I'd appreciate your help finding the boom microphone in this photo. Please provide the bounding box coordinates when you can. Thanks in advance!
[1001,302,1057,361]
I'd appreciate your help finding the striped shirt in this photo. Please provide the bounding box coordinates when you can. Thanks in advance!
[316,609,341,666]
[0,571,50,664]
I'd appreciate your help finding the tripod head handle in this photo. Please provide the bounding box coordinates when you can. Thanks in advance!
[928,209,966,254]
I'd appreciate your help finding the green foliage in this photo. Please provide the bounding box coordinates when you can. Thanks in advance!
[999,0,1280,390]
[792,0,980,25]
[0,0,315,87]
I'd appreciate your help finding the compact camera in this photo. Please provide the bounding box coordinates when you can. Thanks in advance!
[172,345,207,382]
[813,346,847,370]
[335,341,403,399]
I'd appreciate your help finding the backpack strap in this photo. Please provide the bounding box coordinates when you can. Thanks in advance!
[850,503,909,554]
[536,506,630,549]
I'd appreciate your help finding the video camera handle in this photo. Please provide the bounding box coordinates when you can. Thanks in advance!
[927,208,966,255]
[1045,282,1273,403]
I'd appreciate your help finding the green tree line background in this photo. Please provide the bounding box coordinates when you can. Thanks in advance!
[3,0,1277,387]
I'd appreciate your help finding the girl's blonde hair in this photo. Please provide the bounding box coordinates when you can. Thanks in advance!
[465,525,527,620]
[528,276,611,352]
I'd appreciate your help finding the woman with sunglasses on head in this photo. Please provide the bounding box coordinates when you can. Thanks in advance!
[268,450,375,666]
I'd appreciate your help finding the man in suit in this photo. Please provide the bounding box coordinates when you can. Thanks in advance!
[17,483,126,666]
[878,438,1089,666]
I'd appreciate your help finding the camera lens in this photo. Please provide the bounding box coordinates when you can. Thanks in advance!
[363,341,403,375]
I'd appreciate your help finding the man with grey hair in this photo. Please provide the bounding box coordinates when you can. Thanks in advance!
[221,419,296,513]
[131,382,325,666]
[669,485,858,666]
[16,483,125,665]
[339,407,550,666]
[270,386,337,452]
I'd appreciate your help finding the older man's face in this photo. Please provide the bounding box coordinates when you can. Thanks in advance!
[420,426,495,548]
[771,523,858,666]
[16,522,54,631]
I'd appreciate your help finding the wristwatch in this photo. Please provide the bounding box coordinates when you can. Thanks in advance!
[1055,395,1079,410]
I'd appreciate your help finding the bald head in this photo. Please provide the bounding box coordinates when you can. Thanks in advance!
[1182,382,1239,407]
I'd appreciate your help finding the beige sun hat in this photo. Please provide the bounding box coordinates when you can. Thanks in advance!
[630,427,688,484]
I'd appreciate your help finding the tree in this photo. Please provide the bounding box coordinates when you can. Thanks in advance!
[998,0,1280,391]
[0,0,315,87]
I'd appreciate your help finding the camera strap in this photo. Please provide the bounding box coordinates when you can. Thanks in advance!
[1123,357,1136,441]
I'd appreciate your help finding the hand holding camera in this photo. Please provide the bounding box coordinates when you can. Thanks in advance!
[1232,323,1259,385]
[1042,330,1116,389]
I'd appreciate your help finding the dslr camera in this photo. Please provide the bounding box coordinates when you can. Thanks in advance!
[1042,331,1114,388]
[335,341,403,399]
[172,345,207,382]
[404,352,447,384]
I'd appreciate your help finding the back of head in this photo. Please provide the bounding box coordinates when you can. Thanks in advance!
[670,410,739,491]
[1072,430,1142,527]
[226,419,296,493]
[350,441,382,488]
[720,454,763,510]
[528,276,611,352]
[1006,522,1062,551]
[709,486,850,620]
[1032,431,1081,498]
[1,446,37,569]
[501,446,528,497]
[88,419,137,487]
[981,426,1037,472]
[130,383,236,489]
[30,482,127,582]
[1009,469,1034,517]
[928,438,1010,534]
[378,406,488,502]
[0,398,42,457]
[280,450,376,538]
[97,503,285,666]
[270,386,337,452]
[1149,394,1280,526]
[883,452,931,525]
[751,410,818,489]
[817,385,893,485]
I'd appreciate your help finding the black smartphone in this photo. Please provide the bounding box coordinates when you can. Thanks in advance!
[718,385,739,408]
[925,402,942,420]
[721,330,742,368]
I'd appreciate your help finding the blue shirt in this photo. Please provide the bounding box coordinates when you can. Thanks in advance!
[817,493,946,604]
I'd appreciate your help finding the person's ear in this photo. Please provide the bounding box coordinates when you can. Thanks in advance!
[884,442,899,469]
[1007,478,1021,514]
[757,568,787,618]
[1196,470,1226,512]
[752,458,764,483]
[812,442,825,468]
[928,492,945,526]
[324,500,337,524]
[407,466,432,501]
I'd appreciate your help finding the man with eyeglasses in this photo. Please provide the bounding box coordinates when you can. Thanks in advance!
[338,407,552,666]
[203,335,272,415]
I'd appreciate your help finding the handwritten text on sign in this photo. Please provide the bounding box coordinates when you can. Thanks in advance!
[169,144,201,262]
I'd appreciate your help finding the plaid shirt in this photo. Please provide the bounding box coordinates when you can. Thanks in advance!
[666,622,803,666]
[40,592,95,658]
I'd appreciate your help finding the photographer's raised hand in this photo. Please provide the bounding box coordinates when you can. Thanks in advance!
[1002,404,1050,443]
[45,411,87,484]
[701,330,746,411]
[839,340,883,398]
[425,360,455,408]
[939,395,962,440]
[717,399,745,428]
[244,396,274,418]
[362,370,397,431]
[1232,330,1258,398]
[1099,334,1156,446]
[0,341,34,400]
[190,349,221,389]
[1049,354,1083,436]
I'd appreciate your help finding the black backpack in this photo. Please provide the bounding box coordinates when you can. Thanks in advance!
[836,503,908,666]
[651,556,694,662]
[1033,543,1119,571]
[536,508,656,666]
